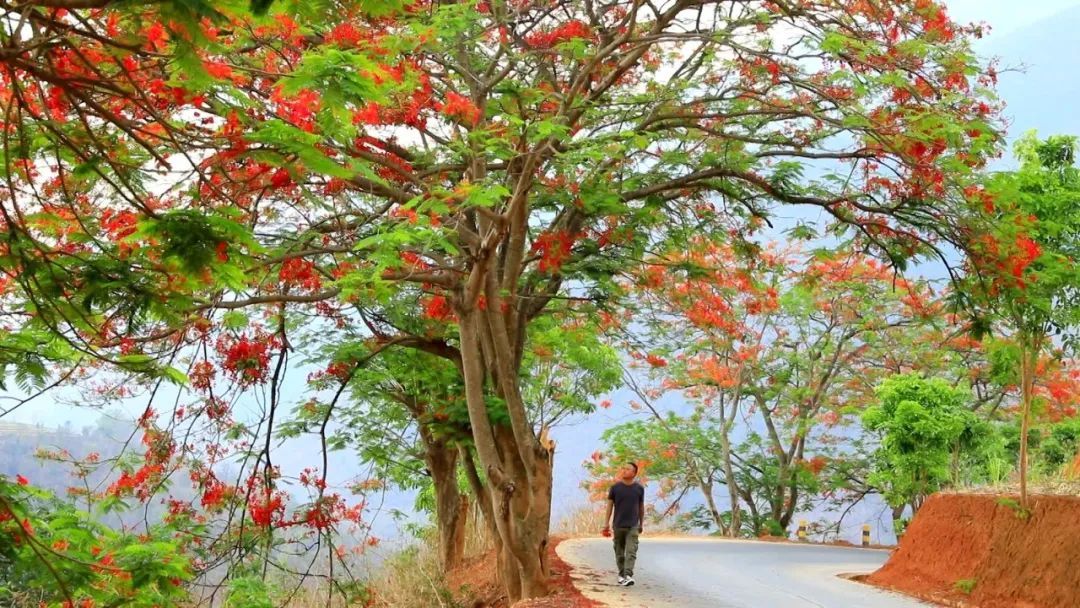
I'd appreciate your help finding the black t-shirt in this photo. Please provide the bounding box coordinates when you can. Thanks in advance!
[608,481,645,529]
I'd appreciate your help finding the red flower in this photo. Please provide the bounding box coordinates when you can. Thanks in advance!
[524,20,595,49]
[645,354,668,368]
[1011,234,1042,280]
[423,294,454,321]
[190,361,216,391]
[269,168,293,188]
[15,474,28,486]
[201,478,228,508]
[204,60,233,80]
[249,493,285,528]
[100,209,140,241]
[325,23,364,47]
[218,334,273,385]
[438,92,482,126]
[531,230,577,273]
[279,258,322,291]
[353,102,381,125]
[144,22,168,51]
[271,87,321,132]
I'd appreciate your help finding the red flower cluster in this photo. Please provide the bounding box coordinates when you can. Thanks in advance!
[353,102,381,125]
[100,208,139,241]
[531,230,577,273]
[438,91,482,126]
[524,20,594,49]
[249,492,285,528]
[279,257,322,291]
[423,294,454,321]
[916,0,955,42]
[190,360,216,391]
[302,494,363,530]
[400,251,428,269]
[217,333,273,386]
[204,60,234,81]
[271,87,321,132]
[325,23,365,47]
[1011,235,1042,283]
[200,476,229,509]
[645,353,668,368]
[964,185,996,213]
[107,464,163,499]
[269,168,293,188]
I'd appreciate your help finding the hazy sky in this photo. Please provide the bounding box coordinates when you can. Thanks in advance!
[946,0,1080,35]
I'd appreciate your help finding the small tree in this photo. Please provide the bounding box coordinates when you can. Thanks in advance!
[960,132,1080,508]
[607,244,950,537]
[861,373,990,527]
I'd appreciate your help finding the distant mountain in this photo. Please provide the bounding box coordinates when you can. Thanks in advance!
[987,5,1080,145]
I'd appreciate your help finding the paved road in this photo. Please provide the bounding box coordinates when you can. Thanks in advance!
[556,537,933,608]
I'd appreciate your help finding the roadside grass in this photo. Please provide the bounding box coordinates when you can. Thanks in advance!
[953,463,1080,497]
[954,578,978,595]
[556,501,686,538]
[556,504,607,537]
[366,538,461,608]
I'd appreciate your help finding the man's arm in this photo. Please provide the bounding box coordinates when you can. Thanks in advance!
[603,499,614,533]
[638,486,645,532]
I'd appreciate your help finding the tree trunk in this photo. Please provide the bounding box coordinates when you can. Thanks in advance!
[1018,335,1039,511]
[891,504,907,539]
[700,479,728,535]
[460,445,498,542]
[717,401,742,537]
[457,310,551,603]
[422,431,467,572]
[489,426,552,600]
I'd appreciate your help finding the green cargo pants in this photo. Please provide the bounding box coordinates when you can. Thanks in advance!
[612,527,640,577]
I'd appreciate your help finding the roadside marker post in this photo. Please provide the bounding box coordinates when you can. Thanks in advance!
[862,524,871,547]
[798,520,808,542]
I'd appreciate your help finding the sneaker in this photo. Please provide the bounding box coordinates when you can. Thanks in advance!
[620,576,635,587]
[617,575,626,585]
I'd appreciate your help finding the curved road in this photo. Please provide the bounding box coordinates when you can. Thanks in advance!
[556,537,932,608]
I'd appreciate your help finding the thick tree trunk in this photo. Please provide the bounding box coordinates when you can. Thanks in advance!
[460,445,498,542]
[422,431,467,571]
[490,426,552,601]
[457,310,552,603]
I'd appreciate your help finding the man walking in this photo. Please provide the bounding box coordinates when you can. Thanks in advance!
[602,462,645,586]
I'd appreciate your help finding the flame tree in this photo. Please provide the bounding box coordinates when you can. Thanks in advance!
[1,0,1002,600]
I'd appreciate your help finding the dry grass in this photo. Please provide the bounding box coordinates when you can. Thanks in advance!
[556,500,688,538]
[367,502,497,608]
[366,539,460,608]
[555,503,607,537]
[464,502,495,558]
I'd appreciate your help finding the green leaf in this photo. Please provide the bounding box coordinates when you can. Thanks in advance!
[222,311,249,330]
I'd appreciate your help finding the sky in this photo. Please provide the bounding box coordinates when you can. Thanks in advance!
[946,0,1080,35]
[4,0,1080,543]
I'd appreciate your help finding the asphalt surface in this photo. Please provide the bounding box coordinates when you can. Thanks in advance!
[556,537,933,608]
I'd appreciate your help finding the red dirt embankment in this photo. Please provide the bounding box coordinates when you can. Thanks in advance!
[867,493,1080,608]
